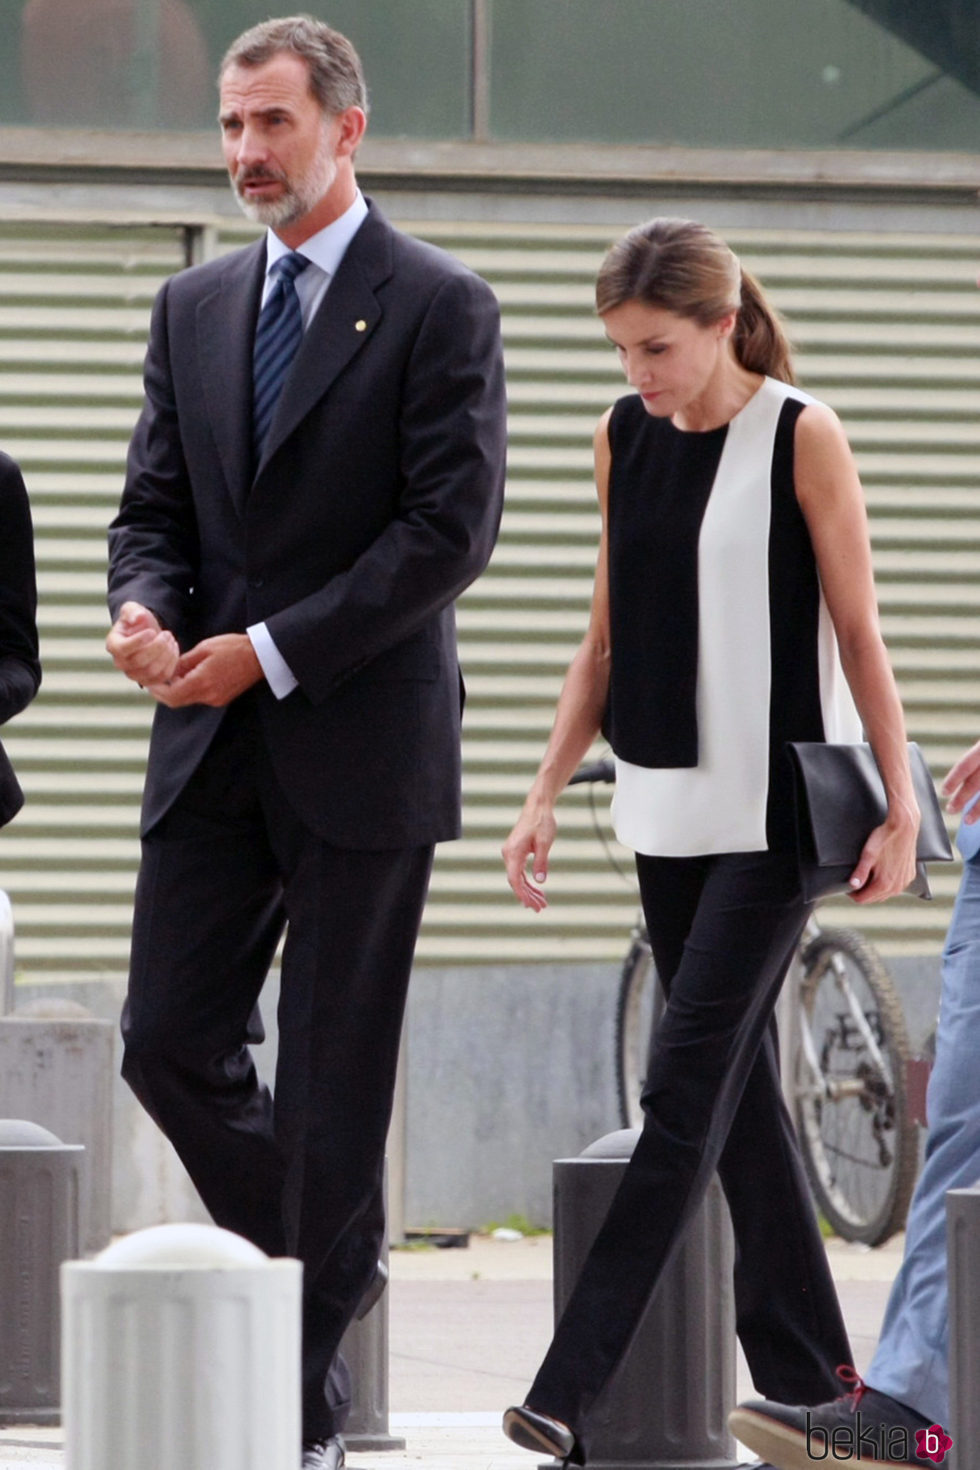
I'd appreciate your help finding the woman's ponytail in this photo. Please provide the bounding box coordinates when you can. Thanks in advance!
[733,268,795,384]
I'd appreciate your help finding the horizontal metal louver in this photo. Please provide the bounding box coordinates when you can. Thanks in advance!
[0,223,183,985]
[1,209,976,987]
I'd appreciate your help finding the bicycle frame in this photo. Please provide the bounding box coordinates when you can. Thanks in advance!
[796,924,892,1103]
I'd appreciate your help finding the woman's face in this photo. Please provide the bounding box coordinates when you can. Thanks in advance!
[602,299,735,420]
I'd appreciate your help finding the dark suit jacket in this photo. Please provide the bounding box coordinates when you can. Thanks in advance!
[108,200,506,847]
[0,453,41,827]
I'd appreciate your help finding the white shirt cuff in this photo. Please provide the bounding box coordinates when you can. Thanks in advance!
[247,622,298,700]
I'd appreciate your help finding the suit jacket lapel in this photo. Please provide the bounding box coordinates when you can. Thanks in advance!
[257,205,395,472]
[197,240,265,518]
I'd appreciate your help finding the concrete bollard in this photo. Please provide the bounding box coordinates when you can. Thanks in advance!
[0,1001,114,1253]
[947,1184,980,1467]
[551,1129,738,1470]
[0,1117,83,1424]
[62,1222,301,1470]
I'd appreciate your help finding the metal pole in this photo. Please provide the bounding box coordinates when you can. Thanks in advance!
[775,949,802,1120]
[471,0,491,141]
[341,1159,405,1452]
[948,1184,980,1469]
[0,889,13,1013]
[131,0,161,127]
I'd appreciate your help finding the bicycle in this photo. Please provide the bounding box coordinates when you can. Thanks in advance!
[570,758,920,1247]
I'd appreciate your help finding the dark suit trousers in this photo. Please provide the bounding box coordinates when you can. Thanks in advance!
[120,697,434,1441]
[527,850,852,1463]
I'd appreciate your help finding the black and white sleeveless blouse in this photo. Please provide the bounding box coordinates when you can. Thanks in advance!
[605,376,861,857]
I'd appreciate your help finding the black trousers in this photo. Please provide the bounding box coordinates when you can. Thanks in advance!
[528,850,852,1463]
[120,700,434,1441]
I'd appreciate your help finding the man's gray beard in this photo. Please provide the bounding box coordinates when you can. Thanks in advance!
[233,182,305,229]
[231,148,338,230]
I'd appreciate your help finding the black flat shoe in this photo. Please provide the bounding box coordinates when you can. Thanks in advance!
[503,1404,576,1459]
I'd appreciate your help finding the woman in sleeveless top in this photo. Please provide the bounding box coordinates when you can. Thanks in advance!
[501,218,919,1466]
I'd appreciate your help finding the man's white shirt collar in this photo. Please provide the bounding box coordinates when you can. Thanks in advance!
[264,188,368,281]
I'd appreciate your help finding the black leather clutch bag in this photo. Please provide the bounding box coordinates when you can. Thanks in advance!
[786,741,954,902]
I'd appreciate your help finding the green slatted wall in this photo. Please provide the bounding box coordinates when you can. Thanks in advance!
[1,210,977,987]
[0,224,183,984]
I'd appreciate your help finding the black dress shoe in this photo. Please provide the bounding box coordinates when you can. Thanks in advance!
[301,1434,345,1470]
[355,1258,389,1320]
[503,1404,577,1459]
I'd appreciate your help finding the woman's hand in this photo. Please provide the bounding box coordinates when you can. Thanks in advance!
[847,805,920,903]
[502,798,557,911]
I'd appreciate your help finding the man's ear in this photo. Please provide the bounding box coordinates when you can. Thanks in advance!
[334,105,367,157]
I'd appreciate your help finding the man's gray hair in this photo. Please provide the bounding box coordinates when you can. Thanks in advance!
[220,14,368,115]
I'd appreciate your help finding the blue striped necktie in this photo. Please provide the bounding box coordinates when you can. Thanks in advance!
[252,251,311,460]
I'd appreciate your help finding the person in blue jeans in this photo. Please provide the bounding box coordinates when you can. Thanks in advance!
[731,737,980,1469]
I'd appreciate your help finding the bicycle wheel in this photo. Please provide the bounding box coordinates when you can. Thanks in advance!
[615,931,660,1129]
[794,925,918,1246]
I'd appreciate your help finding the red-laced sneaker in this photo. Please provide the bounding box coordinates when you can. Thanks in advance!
[729,1369,945,1470]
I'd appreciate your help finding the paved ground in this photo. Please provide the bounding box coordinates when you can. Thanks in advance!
[0,1229,904,1468]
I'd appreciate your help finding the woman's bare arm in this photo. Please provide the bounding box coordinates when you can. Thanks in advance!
[502,412,614,910]
[794,402,918,903]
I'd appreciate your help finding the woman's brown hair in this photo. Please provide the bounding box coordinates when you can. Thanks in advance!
[595,217,795,385]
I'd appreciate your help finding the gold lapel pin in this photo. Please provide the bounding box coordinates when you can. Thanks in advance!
[355,319,367,332]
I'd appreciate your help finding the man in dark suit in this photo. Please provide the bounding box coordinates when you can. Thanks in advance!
[0,454,41,829]
[105,17,506,1469]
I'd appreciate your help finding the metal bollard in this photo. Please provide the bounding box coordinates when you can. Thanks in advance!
[551,1129,738,1470]
[340,1267,404,1452]
[340,1158,405,1451]
[62,1222,301,1470]
[947,1184,980,1467]
[0,889,13,1015]
[0,1117,83,1424]
[0,1001,114,1253]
